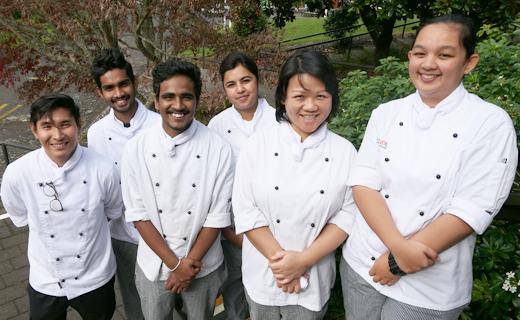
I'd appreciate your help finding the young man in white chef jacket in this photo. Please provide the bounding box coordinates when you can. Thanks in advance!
[0,93,122,319]
[88,48,159,320]
[121,58,234,319]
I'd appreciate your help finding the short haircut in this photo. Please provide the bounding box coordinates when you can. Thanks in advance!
[91,48,135,88]
[30,93,81,126]
[275,50,339,122]
[219,52,259,82]
[412,14,477,59]
[152,58,202,101]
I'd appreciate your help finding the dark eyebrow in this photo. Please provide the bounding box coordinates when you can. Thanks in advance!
[412,44,457,51]
[101,79,131,89]
[181,92,195,99]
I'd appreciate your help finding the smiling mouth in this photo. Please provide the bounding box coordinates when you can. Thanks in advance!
[112,96,130,107]
[167,110,189,119]
[50,141,68,149]
[301,114,318,122]
[419,73,440,81]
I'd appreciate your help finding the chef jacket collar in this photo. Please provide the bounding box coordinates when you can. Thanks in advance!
[39,144,84,184]
[281,121,328,162]
[413,83,466,130]
[160,119,199,158]
[230,98,267,137]
[109,99,148,134]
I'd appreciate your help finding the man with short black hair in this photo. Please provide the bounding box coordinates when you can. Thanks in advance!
[121,58,234,319]
[88,48,159,320]
[1,93,122,319]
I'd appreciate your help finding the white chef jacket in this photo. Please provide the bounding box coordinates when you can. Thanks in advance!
[344,84,518,311]
[233,121,358,311]
[87,99,160,244]
[208,98,276,161]
[0,146,122,299]
[121,120,233,281]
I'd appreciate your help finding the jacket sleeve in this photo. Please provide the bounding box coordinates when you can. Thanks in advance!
[203,142,233,228]
[232,138,270,234]
[445,124,518,235]
[0,165,28,227]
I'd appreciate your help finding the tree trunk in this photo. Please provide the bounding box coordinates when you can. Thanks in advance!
[359,5,396,65]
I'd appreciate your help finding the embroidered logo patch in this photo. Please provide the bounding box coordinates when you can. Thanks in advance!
[376,138,388,149]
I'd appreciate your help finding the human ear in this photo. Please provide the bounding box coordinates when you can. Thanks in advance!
[154,98,159,112]
[30,123,38,139]
[464,53,480,75]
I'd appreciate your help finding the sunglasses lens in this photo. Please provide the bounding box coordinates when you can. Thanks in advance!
[42,184,56,197]
[50,199,63,212]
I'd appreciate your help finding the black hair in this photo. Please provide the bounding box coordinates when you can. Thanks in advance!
[30,93,81,126]
[152,58,202,101]
[412,14,477,59]
[219,52,259,83]
[275,50,339,122]
[91,48,135,88]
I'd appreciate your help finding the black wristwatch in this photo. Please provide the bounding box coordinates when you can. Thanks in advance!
[388,252,407,276]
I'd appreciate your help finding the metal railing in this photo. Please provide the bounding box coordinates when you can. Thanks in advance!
[0,141,34,165]
[282,20,420,60]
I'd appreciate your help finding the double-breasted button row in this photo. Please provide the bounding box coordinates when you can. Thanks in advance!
[40,187,88,214]
[273,185,325,195]
[155,182,197,188]
[151,153,202,159]
[55,254,83,262]
[163,234,188,241]
[158,209,192,216]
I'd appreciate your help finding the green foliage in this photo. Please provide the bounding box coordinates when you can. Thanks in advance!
[465,221,520,319]
[323,7,360,38]
[431,0,519,30]
[305,0,332,16]
[231,0,268,37]
[329,56,413,148]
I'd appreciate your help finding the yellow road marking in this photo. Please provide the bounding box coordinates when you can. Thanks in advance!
[0,103,8,111]
[0,104,23,121]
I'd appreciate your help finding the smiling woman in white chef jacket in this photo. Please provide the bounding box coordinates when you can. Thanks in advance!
[342,15,518,320]
[232,50,358,319]
[208,51,277,320]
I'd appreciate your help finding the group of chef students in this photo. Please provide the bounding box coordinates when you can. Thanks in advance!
[0,14,517,320]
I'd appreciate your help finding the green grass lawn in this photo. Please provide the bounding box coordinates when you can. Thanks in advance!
[280,16,419,47]
[281,17,331,45]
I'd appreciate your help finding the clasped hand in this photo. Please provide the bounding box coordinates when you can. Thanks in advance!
[369,239,438,286]
[269,250,308,294]
[165,257,201,293]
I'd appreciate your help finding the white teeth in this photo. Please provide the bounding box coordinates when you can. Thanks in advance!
[52,143,66,148]
[115,100,128,107]
[421,74,437,80]
[170,113,184,118]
